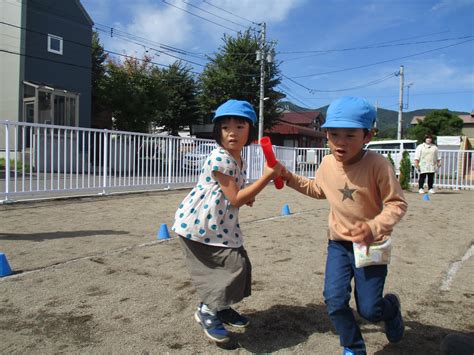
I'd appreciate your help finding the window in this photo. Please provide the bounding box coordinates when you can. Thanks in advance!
[48,34,63,55]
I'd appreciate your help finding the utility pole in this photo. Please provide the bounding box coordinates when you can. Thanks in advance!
[397,65,404,140]
[257,22,266,142]
[374,100,378,129]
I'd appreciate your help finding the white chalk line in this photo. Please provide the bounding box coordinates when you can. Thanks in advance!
[2,209,315,280]
[440,244,474,291]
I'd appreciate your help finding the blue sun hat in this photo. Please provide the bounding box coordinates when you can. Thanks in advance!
[322,96,376,129]
[213,99,257,126]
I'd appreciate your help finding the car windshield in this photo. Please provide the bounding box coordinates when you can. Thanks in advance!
[367,143,400,150]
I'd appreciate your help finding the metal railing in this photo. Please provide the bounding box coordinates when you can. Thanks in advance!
[1,120,473,202]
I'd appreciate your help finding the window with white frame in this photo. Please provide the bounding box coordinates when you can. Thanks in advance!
[48,34,63,55]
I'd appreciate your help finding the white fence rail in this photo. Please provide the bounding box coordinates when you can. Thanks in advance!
[1,120,473,202]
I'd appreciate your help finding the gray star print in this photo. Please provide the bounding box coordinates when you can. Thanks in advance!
[339,183,356,201]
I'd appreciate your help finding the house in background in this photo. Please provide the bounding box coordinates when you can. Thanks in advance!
[266,111,326,148]
[458,111,474,141]
[0,0,93,132]
[192,109,327,148]
[411,111,474,148]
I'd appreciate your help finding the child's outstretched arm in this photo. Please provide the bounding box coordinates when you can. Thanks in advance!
[214,163,283,208]
[280,167,326,199]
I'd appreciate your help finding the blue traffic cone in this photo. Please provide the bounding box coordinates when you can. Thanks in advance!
[281,204,291,216]
[423,193,430,201]
[0,253,12,277]
[157,223,170,240]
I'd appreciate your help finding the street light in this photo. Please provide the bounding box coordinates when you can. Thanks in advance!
[405,82,414,110]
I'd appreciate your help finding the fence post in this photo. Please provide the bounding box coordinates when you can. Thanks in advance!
[455,150,461,190]
[293,148,297,173]
[247,145,253,182]
[167,137,172,189]
[2,122,11,203]
[101,129,108,195]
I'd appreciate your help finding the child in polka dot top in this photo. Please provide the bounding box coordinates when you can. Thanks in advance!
[172,99,283,344]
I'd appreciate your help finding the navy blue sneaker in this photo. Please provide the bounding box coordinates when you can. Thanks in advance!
[194,309,230,343]
[384,293,404,343]
[342,347,366,355]
[217,307,250,328]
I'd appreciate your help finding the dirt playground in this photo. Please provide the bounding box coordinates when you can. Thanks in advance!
[0,187,473,354]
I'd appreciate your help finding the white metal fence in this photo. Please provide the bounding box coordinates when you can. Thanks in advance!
[1,120,473,202]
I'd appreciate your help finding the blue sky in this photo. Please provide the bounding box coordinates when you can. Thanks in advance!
[82,0,474,112]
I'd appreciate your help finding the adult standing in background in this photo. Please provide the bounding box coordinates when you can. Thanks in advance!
[414,134,441,194]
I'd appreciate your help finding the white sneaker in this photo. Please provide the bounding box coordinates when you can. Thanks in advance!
[428,189,435,194]
[418,189,424,194]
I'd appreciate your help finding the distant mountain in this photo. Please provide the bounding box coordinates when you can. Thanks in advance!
[280,101,469,133]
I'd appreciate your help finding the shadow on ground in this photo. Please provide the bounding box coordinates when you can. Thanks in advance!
[218,303,333,352]
[370,320,473,354]
[217,305,474,354]
[0,230,129,241]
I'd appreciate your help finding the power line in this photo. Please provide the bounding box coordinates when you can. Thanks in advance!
[202,0,259,26]
[94,23,207,59]
[0,20,207,70]
[0,49,91,70]
[289,38,474,79]
[281,35,474,62]
[94,27,206,67]
[180,0,250,30]
[278,88,313,110]
[0,47,204,83]
[281,72,398,94]
[0,21,203,76]
[4,0,211,63]
[161,0,240,33]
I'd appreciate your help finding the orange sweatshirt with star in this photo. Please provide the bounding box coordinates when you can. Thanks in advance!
[287,150,407,242]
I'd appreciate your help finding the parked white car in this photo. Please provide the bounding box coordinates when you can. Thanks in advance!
[365,139,417,174]
[182,142,217,171]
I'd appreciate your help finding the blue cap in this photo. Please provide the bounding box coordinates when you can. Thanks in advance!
[322,96,376,129]
[213,99,257,126]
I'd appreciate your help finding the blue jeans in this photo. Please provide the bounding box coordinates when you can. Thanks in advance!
[323,240,398,353]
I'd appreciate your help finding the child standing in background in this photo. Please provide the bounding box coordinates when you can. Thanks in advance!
[281,96,408,355]
[172,99,283,343]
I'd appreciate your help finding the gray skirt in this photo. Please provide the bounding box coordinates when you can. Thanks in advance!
[179,236,252,311]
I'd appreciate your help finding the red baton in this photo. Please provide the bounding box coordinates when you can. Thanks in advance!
[260,136,284,189]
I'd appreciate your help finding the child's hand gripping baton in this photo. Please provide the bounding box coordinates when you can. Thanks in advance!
[260,136,284,189]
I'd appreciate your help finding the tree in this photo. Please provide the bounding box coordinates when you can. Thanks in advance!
[376,127,397,139]
[104,56,166,132]
[91,31,108,124]
[399,151,412,190]
[199,30,284,129]
[153,62,200,136]
[387,152,396,171]
[407,109,463,142]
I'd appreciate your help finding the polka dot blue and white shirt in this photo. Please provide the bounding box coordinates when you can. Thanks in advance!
[172,147,247,248]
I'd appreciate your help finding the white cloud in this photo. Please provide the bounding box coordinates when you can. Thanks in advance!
[94,0,304,64]
[208,0,305,23]
[379,57,474,94]
[431,0,474,12]
[99,2,193,65]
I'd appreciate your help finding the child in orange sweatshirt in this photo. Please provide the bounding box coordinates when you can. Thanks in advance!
[281,96,408,355]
